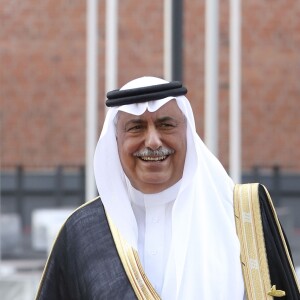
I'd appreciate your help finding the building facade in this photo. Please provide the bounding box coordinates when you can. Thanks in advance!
[1,0,300,172]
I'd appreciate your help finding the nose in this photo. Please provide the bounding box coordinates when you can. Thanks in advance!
[145,126,162,150]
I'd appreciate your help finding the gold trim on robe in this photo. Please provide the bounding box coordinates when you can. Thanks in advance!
[106,213,161,300]
[234,183,273,299]
[234,183,300,299]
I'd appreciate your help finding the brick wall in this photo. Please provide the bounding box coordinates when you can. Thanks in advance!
[1,0,300,172]
[1,0,102,168]
[241,1,300,170]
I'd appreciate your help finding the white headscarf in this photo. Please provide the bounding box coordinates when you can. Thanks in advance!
[94,76,244,299]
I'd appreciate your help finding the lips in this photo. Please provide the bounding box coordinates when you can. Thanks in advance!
[139,155,168,161]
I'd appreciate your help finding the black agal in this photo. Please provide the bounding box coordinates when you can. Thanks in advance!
[106,81,187,107]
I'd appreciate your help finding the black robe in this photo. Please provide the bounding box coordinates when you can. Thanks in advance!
[258,184,300,299]
[36,187,300,299]
[35,198,137,299]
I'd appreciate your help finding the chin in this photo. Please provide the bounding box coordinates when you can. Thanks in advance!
[138,179,174,193]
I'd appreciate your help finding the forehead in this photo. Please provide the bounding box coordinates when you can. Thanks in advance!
[116,100,184,123]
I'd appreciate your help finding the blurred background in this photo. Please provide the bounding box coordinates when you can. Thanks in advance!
[1,0,300,299]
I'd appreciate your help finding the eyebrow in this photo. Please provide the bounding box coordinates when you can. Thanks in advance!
[124,118,145,126]
[155,116,177,123]
[124,116,177,126]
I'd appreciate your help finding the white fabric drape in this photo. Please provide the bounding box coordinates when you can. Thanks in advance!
[94,76,244,299]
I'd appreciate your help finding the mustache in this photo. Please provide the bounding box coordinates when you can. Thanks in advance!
[133,147,175,157]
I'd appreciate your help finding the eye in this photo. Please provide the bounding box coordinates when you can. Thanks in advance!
[126,124,145,132]
[162,123,173,127]
[158,122,176,130]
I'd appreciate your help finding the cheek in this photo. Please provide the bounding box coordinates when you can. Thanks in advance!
[118,133,141,154]
[169,132,187,152]
[117,135,137,167]
[120,139,135,156]
[116,135,127,164]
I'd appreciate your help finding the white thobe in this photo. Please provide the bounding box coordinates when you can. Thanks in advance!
[129,182,180,295]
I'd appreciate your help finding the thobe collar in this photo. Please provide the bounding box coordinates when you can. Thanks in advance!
[128,179,181,207]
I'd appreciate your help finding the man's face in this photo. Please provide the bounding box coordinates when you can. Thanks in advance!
[116,100,187,194]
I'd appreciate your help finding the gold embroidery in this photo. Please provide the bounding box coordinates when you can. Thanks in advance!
[267,285,286,297]
[106,213,161,300]
[234,184,272,300]
[234,184,300,299]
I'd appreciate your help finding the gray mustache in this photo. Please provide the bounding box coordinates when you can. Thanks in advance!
[133,147,175,157]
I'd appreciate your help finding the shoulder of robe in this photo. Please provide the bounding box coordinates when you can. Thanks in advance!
[61,196,106,231]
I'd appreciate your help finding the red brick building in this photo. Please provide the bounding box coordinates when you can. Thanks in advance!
[1,0,300,173]
[2,1,300,266]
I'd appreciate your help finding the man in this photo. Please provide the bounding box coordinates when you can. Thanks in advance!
[36,76,299,299]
